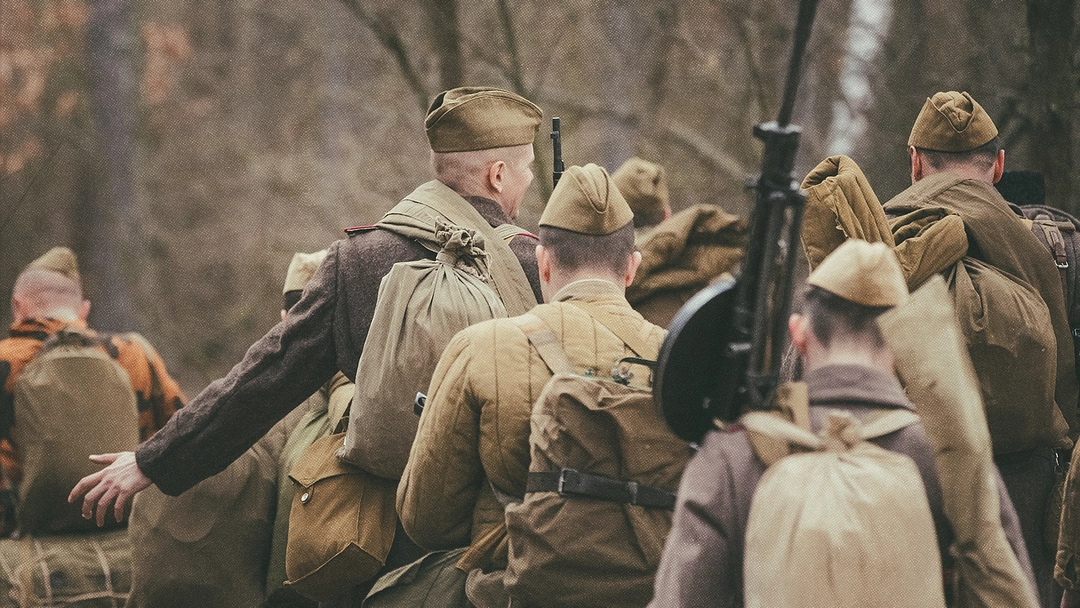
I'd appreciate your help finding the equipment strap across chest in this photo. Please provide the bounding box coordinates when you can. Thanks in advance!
[525,468,676,510]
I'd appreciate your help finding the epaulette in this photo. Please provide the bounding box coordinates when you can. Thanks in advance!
[344,225,378,236]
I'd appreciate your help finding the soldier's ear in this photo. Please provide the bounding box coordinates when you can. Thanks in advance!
[992,149,1005,184]
[487,160,507,194]
[624,251,642,287]
[909,146,923,183]
[78,300,91,322]
[788,314,809,355]
[536,245,552,283]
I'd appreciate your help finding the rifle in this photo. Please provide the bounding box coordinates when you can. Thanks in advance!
[654,0,821,443]
[551,117,565,188]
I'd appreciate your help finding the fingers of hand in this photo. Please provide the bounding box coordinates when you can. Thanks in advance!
[88,453,121,464]
[68,469,105,504]
[95,486,120,528]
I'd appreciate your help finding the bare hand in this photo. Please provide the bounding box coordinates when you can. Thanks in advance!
[67,451,153,527]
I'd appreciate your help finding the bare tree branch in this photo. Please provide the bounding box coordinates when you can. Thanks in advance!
[339,0,430,112]
[423,0,463,89]
[496,0,526,95]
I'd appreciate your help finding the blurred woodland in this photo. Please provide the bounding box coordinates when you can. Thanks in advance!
[1,0,1077,395]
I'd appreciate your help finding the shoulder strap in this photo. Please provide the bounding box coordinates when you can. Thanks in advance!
[494,223,529,242]
[380,181,536,315]
[740,408,920,453]
[564,300,656,359]
[510,314,575,375]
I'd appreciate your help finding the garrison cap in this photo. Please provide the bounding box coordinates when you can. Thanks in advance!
[808,240,908,307]
[908,91,999,152]
[425,87,543,153]
[539,163,634,235]
[26,247,81,286]
[611,157,670,219]
[283,249,328,294]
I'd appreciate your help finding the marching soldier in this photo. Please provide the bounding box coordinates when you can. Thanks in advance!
[398,163,683,607]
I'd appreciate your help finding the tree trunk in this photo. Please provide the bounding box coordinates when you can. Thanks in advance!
[85,0,139,331]
[1026,0,1076,213]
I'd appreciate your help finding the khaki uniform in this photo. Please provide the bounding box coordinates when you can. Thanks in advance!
[398,279,667,606]
[649,364,1033,608]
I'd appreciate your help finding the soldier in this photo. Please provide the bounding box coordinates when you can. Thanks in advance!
[612,157,672,231]
[612,157,746,327]
[397,163,675,607]
[69,87,546,595]
[883,91,1077,606]
[649,239,1033,607]
[0,247,184,535]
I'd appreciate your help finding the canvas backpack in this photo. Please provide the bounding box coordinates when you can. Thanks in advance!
[1013,204,1080,367]
[0,528,131,608]
[12,327,140,535]
[502,312,693,608]
[338,220,516,479]
[739,409,945,608]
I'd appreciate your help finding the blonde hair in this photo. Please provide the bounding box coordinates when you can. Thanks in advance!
[12,268,84,320]
[431,144,532,197]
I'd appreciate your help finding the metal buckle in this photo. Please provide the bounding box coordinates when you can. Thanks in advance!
[627,481,639,506]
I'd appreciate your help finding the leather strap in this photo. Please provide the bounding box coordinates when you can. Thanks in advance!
[526,469,676,510]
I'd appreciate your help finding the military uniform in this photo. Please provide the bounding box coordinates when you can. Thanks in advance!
[400,278,664,548]
[884,173,1076,606]
[135,192,540,496]
[649,363,1032,608]
[0,317,185,492]
[398,278,666,602]
[399,163,675,607]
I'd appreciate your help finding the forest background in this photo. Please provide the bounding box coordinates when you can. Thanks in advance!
[1,0,1077,396]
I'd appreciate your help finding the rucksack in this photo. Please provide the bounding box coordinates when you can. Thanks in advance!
[0,528,131,607]
[338,221,513,479]
[739,409,945,608]
[502,313,693,608]
[1012,203,1080,367]
[12,327,140,535]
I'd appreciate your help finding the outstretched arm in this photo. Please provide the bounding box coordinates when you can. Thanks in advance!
[67,451,152,527]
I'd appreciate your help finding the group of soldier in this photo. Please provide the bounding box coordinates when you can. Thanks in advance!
[0,83,1074,607]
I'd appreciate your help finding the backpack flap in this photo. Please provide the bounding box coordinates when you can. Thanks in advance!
[286,432,397,602]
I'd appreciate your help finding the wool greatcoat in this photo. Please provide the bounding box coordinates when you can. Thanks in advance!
[397,279,669,607]
[884,172,1077,607]
[648,363,1033,608]
[134,189,541,496]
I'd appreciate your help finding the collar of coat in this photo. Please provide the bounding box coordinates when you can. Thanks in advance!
[804,363,914,411]
[551,278,625,304]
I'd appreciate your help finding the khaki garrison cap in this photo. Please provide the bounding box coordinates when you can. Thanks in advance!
[26,247,81,286]
[425,87,543,153]
[908,91,998,152]
[611,157,670,218]
[540,163,634,235]
[283,249,328,294]
[807,240,908,307]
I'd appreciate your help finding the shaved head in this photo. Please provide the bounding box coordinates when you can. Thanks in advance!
[11,268,86,322]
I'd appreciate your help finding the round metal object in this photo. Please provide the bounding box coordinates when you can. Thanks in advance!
[653,277,739,444]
